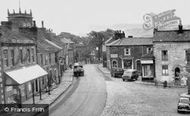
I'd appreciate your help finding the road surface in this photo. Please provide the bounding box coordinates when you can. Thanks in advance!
[50,64,107,116]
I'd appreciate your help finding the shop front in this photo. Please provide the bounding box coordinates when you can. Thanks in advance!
[141,54,155,81]
[4,64,48,104]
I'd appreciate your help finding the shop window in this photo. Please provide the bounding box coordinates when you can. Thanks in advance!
[143,65,153,77]
[162,65,169,76]
[112,60,118,68]
[123,59,132,69]
[124,48,131,56]
[3,49,8,67]
[162,50,168,61]
[45,55,48,65]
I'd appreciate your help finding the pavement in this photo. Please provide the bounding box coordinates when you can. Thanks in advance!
[23,69,74,105]
[97,64,188,88]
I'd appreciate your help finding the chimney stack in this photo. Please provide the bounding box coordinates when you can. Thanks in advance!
[178,20,183,33]
[41,21,44,28]
[33,21,36,27]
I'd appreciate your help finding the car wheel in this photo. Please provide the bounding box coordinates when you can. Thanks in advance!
[122,78,125,81]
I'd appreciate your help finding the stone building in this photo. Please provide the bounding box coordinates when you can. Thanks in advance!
[106,36,154,79]
[153,23,190,84]
[0,9,48,104]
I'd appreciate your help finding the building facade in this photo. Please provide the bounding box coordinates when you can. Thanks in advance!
[106,36,154,79]
[153,24,190,85]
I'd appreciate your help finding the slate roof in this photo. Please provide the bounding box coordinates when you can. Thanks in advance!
[37,30,60,53]
[0,27,33,43]
[141,53,154,60]
[153,29,190,42]
[107,37,153,46]
[60,37,74,44]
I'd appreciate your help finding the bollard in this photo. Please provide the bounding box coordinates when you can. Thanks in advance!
[163,81,167,88]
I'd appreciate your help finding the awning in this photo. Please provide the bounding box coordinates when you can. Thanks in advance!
[141,60,153,64]
[5,64,48,85]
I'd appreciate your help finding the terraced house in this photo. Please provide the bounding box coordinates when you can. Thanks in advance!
[0,9,48,104]
[106,34,154,80]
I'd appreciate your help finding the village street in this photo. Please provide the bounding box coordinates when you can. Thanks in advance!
[49,64,188,116]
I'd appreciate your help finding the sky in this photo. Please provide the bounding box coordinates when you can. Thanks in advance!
[0,0,189,36]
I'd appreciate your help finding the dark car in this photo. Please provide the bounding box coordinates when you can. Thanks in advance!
[122,69,139,81]
[177,93,190,113]
[73,63,84,77]
[111,68,124,78]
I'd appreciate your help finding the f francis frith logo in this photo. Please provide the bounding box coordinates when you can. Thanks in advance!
[143,9,181,30]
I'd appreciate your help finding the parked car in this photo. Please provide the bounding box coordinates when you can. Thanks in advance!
[73,63,84,77]
[177,93,190,113]
[122,69,139,81]
[111,68,124,78]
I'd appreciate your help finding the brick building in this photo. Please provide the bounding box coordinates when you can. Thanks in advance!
[153,23,190,84]
[106,36,154,79]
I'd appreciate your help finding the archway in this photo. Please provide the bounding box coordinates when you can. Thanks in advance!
[175,67,180,77]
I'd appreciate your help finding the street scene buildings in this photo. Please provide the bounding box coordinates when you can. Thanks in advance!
[0,1,190,116]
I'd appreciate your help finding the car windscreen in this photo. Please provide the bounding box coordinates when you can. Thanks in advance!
[180,98,190,104]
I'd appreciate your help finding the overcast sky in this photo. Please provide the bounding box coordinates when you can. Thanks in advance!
[0,0,189,36]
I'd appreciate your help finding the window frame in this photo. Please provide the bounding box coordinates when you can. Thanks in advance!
[3,49,9,67]
[161,50,168,61]
[162,65,169,76]
[124,48,131,56]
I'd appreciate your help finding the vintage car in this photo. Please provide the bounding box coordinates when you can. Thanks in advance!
[110,68,124,78]
[122,69,139,81]
[73,63,84,77]
[177,93,190,113]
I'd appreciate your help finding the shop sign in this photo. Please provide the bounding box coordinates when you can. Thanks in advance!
[111,54,118,58]
[141,60,153,64]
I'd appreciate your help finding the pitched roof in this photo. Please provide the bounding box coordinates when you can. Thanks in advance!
[153,29,190,42]
[37,30,60,53]
[60,37,74,44]
[107,37,153,46]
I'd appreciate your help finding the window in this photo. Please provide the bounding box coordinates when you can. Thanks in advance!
[49,53,51,64]
[147,47,152,54]
[3,49,8,67]
[45,55,48,65]
[124,48,131,55]
[31,48,35,62]
[10,49,14,66]
[162,50,168,61]
[123,59,132,69]
[112,60,118,68]
[40,54,43,65]
[162,65,169,76]
[19,49,23,64]
[27,49,31,63]
[143,65,153,77]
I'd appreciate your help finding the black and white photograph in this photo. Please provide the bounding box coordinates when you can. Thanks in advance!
[0,0,190,116]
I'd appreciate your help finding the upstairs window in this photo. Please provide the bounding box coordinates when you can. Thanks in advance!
[124,48,131,56]
[49,53,51,64]
[40,54,43,65]
[27,49,31,63]
[10,49,14,66]
[162,50,168,61]
[31,48,35,62]
[3,49,8,67]
[147,47,153,54]
[20,49,23,64]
